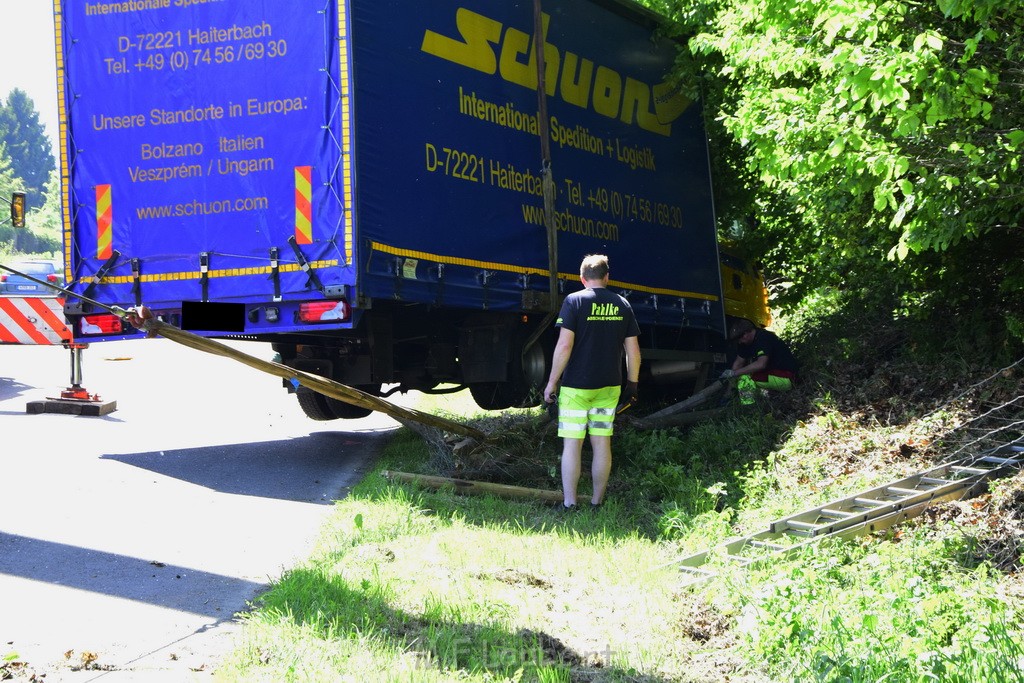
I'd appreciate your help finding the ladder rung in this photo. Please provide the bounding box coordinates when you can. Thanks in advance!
[951,466,989,475]
[821,507,859,517]
[853,497,886,506]
[920,477,953,486]
[818,509,855,520]
[980,456,1018,466]
[888,485,929,495]
[679,566,714,577]
[748,540,786,550]
[787,520,823,531]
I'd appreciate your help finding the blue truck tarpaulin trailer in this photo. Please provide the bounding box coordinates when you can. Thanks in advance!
[57,0,722,337]
[58,0,353,335]
[354,0,721,320]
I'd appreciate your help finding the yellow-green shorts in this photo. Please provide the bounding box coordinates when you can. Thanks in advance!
[557,386,621,439]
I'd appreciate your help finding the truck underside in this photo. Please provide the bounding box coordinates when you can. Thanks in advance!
[266,301,720,420]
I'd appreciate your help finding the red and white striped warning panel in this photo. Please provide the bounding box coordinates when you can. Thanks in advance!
[0,297,73,345]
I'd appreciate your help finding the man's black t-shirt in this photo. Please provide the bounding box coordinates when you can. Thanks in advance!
[556,287,640,389]
[737,329,799,374]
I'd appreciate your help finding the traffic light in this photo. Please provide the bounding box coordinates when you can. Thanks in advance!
[10,191,26,228]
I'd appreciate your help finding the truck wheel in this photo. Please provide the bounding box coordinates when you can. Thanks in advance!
[324,397,373,419]
[324,384,380,419]
[469,337,547,410]
[469,382,515,411]
[295,385,378,420]
[296,388,336,421]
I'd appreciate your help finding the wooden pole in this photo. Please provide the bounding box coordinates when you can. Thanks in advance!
[382,470,563,503]
[142,318,489,441]
[631,407,729,430]
[636,381,727,423]
[534,0,559,311]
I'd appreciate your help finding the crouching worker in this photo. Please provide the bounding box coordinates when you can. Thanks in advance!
[543,255,641,511]
[722,318,798,404]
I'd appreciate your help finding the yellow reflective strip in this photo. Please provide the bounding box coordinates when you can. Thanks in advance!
[294,166,313,244]
[96,184,113,259]
[54,0,73,282]
[560,409,589,418]
[338,0,354,263]
[78,260,339,284]
[370,241,719,301]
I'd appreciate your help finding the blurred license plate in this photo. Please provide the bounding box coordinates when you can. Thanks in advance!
[16,285,36,291]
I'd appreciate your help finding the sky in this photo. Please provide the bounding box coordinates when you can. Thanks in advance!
[0,2,60,156]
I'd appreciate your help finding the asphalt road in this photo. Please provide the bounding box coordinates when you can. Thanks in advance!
[0,336,401,681]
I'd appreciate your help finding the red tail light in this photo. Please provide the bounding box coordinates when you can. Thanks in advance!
[80,314,123,335]
[0,275,7,282]
[47,274,59,283]
[298,300,349,323]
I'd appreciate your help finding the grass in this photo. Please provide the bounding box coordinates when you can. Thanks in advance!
[215,344,1024,682]
[714,530,1024,682]
[218,427,696,682]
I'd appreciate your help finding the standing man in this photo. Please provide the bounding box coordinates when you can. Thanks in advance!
[724,318,798,403]
[544,255,641,510]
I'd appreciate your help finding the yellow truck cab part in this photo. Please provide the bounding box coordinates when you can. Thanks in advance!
[720,247,771,329]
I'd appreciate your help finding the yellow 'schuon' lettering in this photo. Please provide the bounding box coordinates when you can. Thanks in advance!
[421,8,689,137]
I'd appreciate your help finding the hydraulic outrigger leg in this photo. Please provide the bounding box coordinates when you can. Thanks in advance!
[60,343,101,402]
[26,343,118,416]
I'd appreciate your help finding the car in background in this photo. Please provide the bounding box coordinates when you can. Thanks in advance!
[0,260,65,296]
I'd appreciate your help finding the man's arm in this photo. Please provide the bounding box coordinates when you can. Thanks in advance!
[544,327,575,403]
[733,353,769,377]
[620,335,641,403]
[624,336,640,382]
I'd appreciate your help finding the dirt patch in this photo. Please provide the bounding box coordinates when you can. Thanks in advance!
[0,659,36,682]
[477,568,553,590]
[351,544,397,564]
[994,483,1024,519]
[679,600,731,643]
[915,472,1024,572]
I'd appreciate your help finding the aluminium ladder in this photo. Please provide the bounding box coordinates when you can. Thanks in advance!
[674,440,1024,584]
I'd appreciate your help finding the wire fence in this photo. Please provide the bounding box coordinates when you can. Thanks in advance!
[936,357,1024,464]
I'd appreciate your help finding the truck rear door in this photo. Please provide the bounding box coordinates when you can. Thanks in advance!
[55,2,356,340]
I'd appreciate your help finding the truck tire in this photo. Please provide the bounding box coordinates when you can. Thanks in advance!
[324,383,381,419]
[324,397,373,419]
[469,336,547,410]
[469,382,516,411]
[295,385,380,420]
[296,388,336,421]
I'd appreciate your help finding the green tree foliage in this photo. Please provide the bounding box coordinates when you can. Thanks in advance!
[0,143,16,200]
[0,88,55,203]
[644,0,1024,342]
[27,169,63,254]
[0,156,60,258]
[0,143,22,258]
